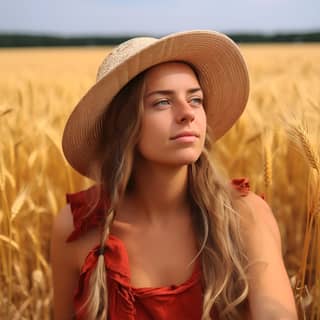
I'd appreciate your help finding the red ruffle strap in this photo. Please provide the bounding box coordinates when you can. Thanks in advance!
[66,185,109,242]
[230,177,250,196]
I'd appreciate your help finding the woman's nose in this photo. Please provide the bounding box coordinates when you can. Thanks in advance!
[175,101,195,123]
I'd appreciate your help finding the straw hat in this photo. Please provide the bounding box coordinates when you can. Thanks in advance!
[62,30,249,180]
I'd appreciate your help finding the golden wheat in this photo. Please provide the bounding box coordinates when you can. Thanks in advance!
[0,44,319,319]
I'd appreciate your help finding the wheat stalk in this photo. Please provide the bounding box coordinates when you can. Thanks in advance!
[287,124,320,173]
[262,130,273,203]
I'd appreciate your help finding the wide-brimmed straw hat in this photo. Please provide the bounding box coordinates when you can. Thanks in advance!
[62,30,249,180]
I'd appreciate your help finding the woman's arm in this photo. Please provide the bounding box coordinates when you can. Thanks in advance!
[237,192,298,320]
[50,205,80,320]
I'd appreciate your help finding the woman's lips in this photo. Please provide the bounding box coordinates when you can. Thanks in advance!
[170,131,199,142]
[173,135,198,142]
[171,131,199,139]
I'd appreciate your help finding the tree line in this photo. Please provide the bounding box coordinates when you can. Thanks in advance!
[0,32,319,47]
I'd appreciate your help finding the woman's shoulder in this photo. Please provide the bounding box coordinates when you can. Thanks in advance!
[51,203,76,247]
[64,184,109,243]
[235,187,279,235]
[230,177,281,249]
[233,187,297,317]
[232,181,282,258]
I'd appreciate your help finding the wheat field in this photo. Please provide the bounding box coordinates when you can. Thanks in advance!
[0,44,319,319]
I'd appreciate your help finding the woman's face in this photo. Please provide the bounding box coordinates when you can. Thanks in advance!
[137,62,207,167]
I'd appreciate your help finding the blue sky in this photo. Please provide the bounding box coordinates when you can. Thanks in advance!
[0,0,319,36]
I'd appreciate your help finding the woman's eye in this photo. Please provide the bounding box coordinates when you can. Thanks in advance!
[190,97,203,105]
[154,99,170,107]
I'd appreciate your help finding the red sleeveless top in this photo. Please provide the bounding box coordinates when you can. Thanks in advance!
[65,178,251,320]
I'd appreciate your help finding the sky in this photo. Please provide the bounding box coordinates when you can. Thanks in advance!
[0,0,319,36]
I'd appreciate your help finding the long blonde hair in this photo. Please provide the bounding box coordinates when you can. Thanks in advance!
[80,65,249,319]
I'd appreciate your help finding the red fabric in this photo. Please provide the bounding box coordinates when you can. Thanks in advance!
[230,177,250,196]
[66,177,251,319]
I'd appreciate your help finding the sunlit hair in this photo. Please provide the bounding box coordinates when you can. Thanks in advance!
[80,62,249,319]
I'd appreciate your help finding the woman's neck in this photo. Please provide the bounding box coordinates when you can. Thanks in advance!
[127,161,190,224]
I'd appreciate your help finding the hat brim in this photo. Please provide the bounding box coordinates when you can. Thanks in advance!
[62,30,249,179]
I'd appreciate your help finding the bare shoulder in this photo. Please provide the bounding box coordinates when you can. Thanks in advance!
[51,204,74,243]
[234,191,281,250]
[51,204,99,268]
[233,191,298,319]
[51,203,99,319]
[51,204,80,279]
[50,205,80,320]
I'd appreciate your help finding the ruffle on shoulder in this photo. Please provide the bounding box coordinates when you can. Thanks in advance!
[230,177,250,196]
[66,184,109,242]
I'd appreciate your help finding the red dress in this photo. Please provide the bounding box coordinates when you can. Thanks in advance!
[66,178,251,319]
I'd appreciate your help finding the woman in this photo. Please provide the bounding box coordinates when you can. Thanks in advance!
[51,30,297,319]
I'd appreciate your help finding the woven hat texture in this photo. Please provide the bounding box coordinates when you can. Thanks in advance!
[62,30,249,179]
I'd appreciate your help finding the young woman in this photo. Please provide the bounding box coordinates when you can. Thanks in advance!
[51,30,297,319]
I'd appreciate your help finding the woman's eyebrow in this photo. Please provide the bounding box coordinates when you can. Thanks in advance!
[144,87,202,98]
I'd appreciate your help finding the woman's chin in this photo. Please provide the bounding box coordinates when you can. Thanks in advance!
[136,149,202,167]
[163,154,201,167]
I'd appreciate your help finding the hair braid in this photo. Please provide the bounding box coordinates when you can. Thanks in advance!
[79,208,115,319]
[81,72,145,319]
